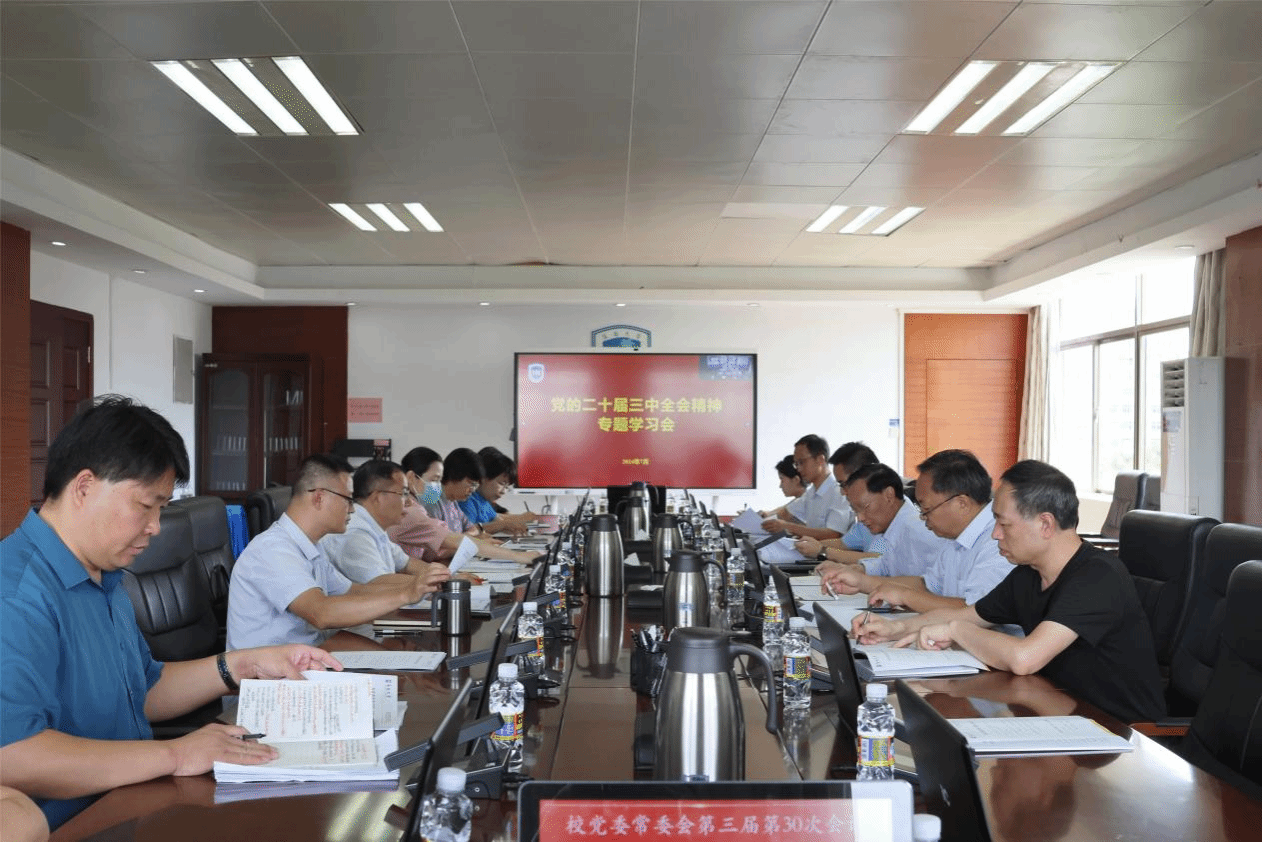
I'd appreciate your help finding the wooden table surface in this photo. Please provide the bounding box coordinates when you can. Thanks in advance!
[52,594,1262,842]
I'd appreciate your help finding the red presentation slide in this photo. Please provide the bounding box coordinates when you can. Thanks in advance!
[515,353,756,489]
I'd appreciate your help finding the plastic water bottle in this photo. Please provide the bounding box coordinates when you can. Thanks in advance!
[762,586,785,665]
[857,683,896,780]
[703,541,724,600]
[489,662,525,748]
[782,617,812,711]
[517,602,545,673]
[417,766,474,842]
[544,567,568,617]
[725,547,746,605]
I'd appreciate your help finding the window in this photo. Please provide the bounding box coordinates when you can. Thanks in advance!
[1053,258,1193,493]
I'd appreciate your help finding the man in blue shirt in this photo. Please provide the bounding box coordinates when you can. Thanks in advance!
[0,396,341,831]
[458,447,532,536]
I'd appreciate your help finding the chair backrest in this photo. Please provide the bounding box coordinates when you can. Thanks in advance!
[1140,474,1162,511]
[1100,471,1147,539]
[1117,509,1217,669]
[244,485,292,540]
[169,495,235,610]
[1168,523,1262,714]
[1180,560,1262,800]
[120,506,219,662]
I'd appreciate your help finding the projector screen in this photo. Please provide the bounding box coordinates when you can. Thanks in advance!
[514,352,757,489]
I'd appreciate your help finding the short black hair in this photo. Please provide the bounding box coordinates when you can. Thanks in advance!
[43,395,190,499]
[352,459,404,500]
[477,446,516,484]
[442,447,484,484]
[917,449,992,505]
[1000,460,1079,530]
[846,462,905,500]
[293,453,353,494]
[401,446,442,477]
[829,441,879,476]
[774,454,800,480]
[795,434,829,460]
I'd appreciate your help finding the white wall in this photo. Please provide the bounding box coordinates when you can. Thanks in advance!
[346,302,905,513]
[29,252,213,492]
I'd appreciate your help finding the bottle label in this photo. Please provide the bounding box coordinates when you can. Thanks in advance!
[784,654,808,681]
[857,735,894,768]
[492,710,523,743]
[763,601,782,624]
[532,634,544,659]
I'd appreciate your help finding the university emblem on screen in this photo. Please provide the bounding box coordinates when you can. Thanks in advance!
[527,363,546,383]
[591,324,651,348]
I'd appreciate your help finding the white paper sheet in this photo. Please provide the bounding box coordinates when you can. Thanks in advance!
[949,716,1135,755]
[328,651,446,674]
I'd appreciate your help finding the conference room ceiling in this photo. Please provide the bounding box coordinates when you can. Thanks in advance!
[3,0,1262,297]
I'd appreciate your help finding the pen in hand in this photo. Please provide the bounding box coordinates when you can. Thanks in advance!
[240,733,265,741]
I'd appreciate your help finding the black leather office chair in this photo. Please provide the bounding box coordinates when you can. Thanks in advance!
[1117,510,1217,672]
[121,506,220,663]
[1082,470,1148,548]
[1167,523,1262,716]
[244,485,292,540]
[170,495,236,644]
[1140,473,1162,511]
[1177,560,1262,800]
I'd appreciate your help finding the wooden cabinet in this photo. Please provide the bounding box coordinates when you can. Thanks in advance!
[197,353,313,501]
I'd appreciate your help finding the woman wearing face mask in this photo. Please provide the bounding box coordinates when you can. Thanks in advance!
[390,446,540,566]
[459,447,534,537]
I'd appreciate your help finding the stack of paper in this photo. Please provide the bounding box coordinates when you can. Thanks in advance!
[730,508,767,535]
[858,647,988,679]
[949,716,1134,755]
[213,671,403,783]
[330,650,446,672]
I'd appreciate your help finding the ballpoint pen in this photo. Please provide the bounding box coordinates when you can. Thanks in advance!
[240,733,265,741]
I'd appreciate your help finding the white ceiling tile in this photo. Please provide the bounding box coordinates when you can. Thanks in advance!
[344,95,494,137]
[633,98,779,134]
[635,54,801,101]
[455,1,638,53]
[742,162,866,187]
[786,56,967,100]
[753,135,891,163]
[975,3,1200,62]
[82,2,298,61]
[264,1,467,53]
[637,1,824,55]
[473,53,634,102]
[1077,61,1262,105]
[729,185,843,205]
[965,164,1099,191]
[630,130,763,162]
[1033,103,1204,139]
[0,3,133,60]
[873,134,1018,167]
[1139,2,1262,63]
[845,162,983,191]
[1161,82,1262,140]
[996,137,1147,167]
[626,183,736,204]
[834,184,952,207]
[810,2,1016,57]
[769,99,925,136]
[304,54,482,102]
[628,160,749,187]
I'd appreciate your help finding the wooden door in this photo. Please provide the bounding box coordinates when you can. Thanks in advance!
[904,313,1027,484]
[30,301,93,508]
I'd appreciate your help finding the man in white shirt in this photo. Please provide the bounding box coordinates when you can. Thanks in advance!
[322,459,451,587]
[227,454,438,650]
[819,462,947,584]
[821,451,1013,613]
[761,434,852,540]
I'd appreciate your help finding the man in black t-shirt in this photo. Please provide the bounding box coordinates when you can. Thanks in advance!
[853,460,1165,723]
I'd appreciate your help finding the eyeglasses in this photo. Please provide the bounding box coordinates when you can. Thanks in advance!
[312,487,355,508]
[918,493,962,520]
[850,496,878,516]
[373,487,409,501]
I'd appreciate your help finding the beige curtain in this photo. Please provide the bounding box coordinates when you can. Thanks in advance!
[1191,248,1226,356]
[1018,304,1056,462]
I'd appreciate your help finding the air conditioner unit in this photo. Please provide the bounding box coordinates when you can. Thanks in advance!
[1160,357,1224,520]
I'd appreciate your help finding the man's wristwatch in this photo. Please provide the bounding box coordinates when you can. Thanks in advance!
[816,548,829,562]
[216,652,239,693]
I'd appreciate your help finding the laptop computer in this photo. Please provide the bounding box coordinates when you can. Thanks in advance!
[518,780,914,842]
[893,680,993,842]
[395,678,476,836]
[815,602,864,736]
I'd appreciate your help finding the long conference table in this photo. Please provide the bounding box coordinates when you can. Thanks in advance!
[52,588,1262,842]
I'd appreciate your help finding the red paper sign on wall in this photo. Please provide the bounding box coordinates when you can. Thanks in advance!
[347,397,382,423]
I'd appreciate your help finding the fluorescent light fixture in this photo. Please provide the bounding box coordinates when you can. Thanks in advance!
[153,60,257,135]
[615,303,627,307]
[213,58,306,135]
[871,207,925,236]
[905,61,997,133]
[50,240,67,247]
[193,288,206,293]
[366,203,409,232]
[132,269,147,274]
[839,206,886,235]
[328,203,377,231]
[272,56,357,136]
[404,202,444,233]
[1004,63,1117,135]
[957,62,1055,135]
[806,205,848,233]
[346,301,356,306]
[478,301,491,307]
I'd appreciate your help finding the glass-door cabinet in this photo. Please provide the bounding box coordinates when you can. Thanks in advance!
[198,353,313,501]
